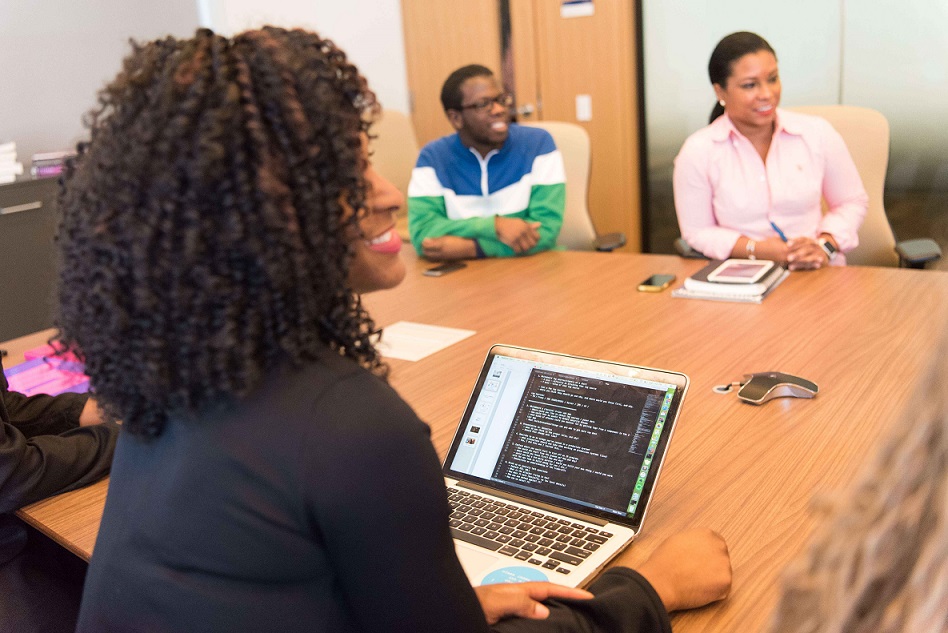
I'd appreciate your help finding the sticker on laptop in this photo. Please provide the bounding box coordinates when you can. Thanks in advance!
[481,566,548,585]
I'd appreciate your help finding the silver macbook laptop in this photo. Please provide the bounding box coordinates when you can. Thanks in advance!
[442,345,689,588]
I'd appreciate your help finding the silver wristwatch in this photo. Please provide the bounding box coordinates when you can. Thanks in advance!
[818,237,838,260]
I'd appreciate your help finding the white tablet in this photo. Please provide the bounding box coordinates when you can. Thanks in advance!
[706,259,775,284]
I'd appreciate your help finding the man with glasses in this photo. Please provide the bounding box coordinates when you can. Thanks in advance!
[408,65,565,260]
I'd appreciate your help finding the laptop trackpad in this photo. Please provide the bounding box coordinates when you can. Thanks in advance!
[455,542,498,578]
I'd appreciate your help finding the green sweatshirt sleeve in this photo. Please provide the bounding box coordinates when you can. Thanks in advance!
[407,196,497,255]
[476,182,566,258]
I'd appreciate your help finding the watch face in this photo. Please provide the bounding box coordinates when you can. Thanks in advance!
[820,239,838,257]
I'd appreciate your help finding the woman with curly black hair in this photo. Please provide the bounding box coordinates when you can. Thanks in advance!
[61,27,730,632]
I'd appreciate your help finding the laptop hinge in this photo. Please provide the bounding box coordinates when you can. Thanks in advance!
[456,481,609,527]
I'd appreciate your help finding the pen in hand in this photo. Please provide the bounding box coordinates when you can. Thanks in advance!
[769,221,788,243]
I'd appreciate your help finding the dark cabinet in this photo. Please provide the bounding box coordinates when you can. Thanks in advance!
[0,178,60,341]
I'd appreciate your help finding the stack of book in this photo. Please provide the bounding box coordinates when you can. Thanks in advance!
[30,150,76,178]
[672,259,789,303]
[4,343,89,397]
[0,141,24,184]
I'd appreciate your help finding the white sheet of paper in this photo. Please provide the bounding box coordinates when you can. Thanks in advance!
[376,321,476,361]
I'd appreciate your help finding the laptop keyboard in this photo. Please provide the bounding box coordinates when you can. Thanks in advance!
[447,487,614,576]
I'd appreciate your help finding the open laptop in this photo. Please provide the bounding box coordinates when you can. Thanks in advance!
[443,345,688,588]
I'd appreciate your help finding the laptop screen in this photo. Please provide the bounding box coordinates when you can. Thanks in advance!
[443,345,688,529]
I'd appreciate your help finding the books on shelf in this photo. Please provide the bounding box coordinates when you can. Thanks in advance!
[0,142,23,184]
[32,150,73,162]
[672,259,789,303]
[31,163,65,178]
[30,149,76,179]
[0,162,24,175]
[0,142,76,182]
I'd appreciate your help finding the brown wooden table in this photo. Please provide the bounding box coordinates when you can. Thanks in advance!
[11,250,948,632]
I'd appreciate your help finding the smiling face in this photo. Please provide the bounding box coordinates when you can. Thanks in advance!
[715,50,781,137]
[447,74,511,157]
[346,157,406,294]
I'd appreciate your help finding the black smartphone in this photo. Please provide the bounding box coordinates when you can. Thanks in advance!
[423,261,468,277]
[637,273,676,292]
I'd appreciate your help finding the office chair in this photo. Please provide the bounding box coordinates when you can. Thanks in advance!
[371,109,420,240]
[788,105,939,268]
[522,121,625,252]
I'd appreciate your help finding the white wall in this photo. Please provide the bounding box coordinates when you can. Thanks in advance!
[843,0,948,192]
[0,1,199,163]
[642,0,842,169]
[199,0,411,114]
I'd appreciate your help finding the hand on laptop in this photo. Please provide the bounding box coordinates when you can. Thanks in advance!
[635,528,732,612]
[494,216,541,253]
[474,582,593,625]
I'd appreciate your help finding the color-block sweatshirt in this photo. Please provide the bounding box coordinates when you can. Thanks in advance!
[408,124,566,257]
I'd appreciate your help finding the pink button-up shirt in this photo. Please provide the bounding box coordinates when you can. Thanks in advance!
[673,109,868,263]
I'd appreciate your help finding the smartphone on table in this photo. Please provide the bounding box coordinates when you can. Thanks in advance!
[637,273,676,292]
[423,261,468,277]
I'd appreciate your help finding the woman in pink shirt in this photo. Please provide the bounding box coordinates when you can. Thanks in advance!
[673,32,867,269]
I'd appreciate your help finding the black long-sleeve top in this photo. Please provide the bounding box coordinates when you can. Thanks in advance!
[78,348,670,632]
[0,358,118,566]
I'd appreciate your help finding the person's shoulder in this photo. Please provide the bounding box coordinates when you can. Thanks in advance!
[417,133,461,166]
[689,116,731,144]
[293,355,435,485]
[778,109,836,137]
[297,349,388,402]
[677,119,726,163]
[298,351,428,441]
[508,124,557,155]
[510,123,553,142]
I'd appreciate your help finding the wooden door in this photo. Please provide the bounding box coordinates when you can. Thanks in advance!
[523,0,641,251]
[400,0,502,145]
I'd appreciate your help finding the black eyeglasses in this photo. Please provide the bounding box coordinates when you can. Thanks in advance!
[460,93,514,112]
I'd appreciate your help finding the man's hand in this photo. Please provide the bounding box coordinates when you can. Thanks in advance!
[495,216,541,254]
[422,236,478,261]
[474,582,593,625]
[635,528,732,612]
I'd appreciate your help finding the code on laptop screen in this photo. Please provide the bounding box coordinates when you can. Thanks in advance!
[448,354,678,519]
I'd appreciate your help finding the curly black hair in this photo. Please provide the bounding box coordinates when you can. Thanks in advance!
[56,27,384,437]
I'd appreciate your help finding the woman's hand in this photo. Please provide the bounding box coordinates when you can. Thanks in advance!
[786,237,829,270]
[635,528,732,612]
[474,582,593,624]
[733,236,789,263]
[79,398,104,426]
[753,237,791,264]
